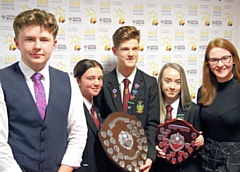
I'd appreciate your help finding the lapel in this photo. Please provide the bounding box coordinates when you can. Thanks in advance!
[177,100,190,121]
[83,103,98,135]
[106,69,123,111]
[127,69,144,114]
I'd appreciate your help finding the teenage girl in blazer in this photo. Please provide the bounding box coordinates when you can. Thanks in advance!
[73,59,107,172]
[153,63,204,172]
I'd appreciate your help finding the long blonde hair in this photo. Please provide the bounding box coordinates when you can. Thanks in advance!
[158,63,192,123]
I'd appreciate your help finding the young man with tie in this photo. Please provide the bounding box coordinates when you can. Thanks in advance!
[0,9,87,172]
[95,25,160,172]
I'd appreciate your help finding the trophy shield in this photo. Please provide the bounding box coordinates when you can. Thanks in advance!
[156,118,200,164]
[98,112,148,172]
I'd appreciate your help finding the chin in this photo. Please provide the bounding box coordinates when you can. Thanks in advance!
[127,64,137,68]
[92,92,100,96]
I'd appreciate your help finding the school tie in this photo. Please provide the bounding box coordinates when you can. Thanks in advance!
[123,78,130,112]
[166,105,173,120]
[90,105,100,129]
[32,73,46,120]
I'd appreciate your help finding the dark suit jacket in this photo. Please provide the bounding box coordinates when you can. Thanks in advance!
[154,101,202,172]
[74,104,107,172]
[95,68,160,171]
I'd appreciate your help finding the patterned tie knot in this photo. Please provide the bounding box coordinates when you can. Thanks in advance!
[123,78,130,87]
[32,73,43,82]
[166,105,173,112]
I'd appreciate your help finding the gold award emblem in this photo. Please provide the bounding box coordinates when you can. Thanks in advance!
[136,101,144,114]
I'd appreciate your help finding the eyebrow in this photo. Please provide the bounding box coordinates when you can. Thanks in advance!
[209,55,232,58]
[164,77,181,81]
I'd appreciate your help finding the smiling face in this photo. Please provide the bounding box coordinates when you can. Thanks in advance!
[14,25,57,72]
[112,39,139,76]
[77,66,103,101]
[208,47,234,82]
[161,67,181,104]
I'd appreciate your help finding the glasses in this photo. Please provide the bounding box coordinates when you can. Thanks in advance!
[208,55,232,65]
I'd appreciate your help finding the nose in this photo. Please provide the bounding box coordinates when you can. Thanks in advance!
[93,79,101,85]
[34,40,41,49]
[128,49,133,56]
[216,59,224,67]
[169,82,175,89]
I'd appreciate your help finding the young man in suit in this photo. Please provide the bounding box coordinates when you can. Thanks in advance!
[0,9,87,172]
[95,26,160,172]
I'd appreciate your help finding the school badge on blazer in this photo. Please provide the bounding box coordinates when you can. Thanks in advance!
[98,112,148,172]
[156,118,200,164]
[136,101,144,113]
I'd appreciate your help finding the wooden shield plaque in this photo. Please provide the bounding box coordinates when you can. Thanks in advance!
[156,118,200,164]
[98,112,148,172]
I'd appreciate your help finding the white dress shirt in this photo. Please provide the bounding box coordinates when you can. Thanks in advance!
[83,97,93,115]
[116,67,137,102]
[0,59,88,171]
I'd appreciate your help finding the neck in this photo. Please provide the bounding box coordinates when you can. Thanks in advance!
[217,73,234,83]
[165,96,179,105]
[118,67,135,77]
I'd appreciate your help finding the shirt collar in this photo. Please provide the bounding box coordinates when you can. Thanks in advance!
[116,67,137,85]
[19,59,49,81]
[165,98,180,110]
[83,97,93,111]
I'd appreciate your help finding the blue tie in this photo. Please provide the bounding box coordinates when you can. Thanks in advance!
[32,73,46,120]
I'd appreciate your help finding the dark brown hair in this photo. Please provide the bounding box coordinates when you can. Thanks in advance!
[74,59,103,79]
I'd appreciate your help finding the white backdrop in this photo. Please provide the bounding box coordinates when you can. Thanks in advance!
[0,0,239,99]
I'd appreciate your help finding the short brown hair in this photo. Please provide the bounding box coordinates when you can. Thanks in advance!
[112,26,140,48]
[13,8,59,39]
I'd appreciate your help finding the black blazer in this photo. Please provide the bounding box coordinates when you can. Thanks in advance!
[74,103,107,172]
[153,101,202,172]
[95,68,160,171]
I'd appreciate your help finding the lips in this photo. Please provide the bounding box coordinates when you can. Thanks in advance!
[31,54,43,58]
[92,88,100,92]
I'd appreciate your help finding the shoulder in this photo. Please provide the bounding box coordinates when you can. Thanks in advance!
[0,62,20,80]
[187,102,200,112]
[49,66,70,79]
[0,62,18,72]
[136,69,157,82]
[103,68,116,80]
[49,66,67,74]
